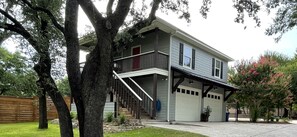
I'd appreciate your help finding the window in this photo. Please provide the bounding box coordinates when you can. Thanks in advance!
[179,43,195,69]
[183,45,192,68]
[212,58,223,79]
[195,92,199,96]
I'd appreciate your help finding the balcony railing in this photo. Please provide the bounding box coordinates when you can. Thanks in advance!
[114,51,169,73]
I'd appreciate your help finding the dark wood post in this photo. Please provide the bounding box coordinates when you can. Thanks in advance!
[154,28,159,67]
[152,74,158,118]
[152,28,159,119]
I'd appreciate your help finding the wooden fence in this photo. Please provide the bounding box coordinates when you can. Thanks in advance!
[0,96,70,123]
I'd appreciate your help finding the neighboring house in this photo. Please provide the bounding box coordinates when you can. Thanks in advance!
[80,18,237,122]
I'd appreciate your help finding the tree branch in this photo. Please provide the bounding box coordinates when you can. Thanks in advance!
[77,0,104,30]
[110,0,133,35]
[20,0,64,33]
[0,9,23,27]
[0,9,41,53]
[106,0,115,17]
[148,0,161,21]
[0,23,41,53]
[117,0,161,37]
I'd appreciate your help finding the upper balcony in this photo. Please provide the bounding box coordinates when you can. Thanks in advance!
[113,51,169,77]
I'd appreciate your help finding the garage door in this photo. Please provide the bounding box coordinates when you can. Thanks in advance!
[175,86,201,121]
[204,92,223,121]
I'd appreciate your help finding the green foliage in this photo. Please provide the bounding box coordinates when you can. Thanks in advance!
[56,77,71,96]
[0,46,38,96]
[105,112,114,123]
[70,112,77,120]
[119,114,126,125]
[230,56,293,122]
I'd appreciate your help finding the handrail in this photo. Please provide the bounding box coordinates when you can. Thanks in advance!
[158,51,169,56]
[113,70,142,101]
[114,51,154,61]
[128,77,153,101]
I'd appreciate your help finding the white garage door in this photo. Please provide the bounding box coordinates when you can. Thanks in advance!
[204,92,223,121]
[175,86,201,121]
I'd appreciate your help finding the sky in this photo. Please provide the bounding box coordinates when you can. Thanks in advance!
[3,0,297,65]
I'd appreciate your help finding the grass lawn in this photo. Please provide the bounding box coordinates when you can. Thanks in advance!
[0,122,205,137]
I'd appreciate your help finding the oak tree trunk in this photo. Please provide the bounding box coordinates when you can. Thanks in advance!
[34,53,73,137]
[81,35,113,137]
[38,90,48,129]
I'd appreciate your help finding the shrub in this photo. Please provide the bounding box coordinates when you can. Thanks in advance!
[119,114,126,124]
[70,112,77,120]
[105,112,114,122]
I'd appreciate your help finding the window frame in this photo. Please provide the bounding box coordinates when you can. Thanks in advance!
[214,58,222,78]
[182,44,192,69]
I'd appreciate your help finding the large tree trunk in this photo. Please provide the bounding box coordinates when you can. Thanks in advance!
[38,90,48,129]
[81,35,113,137]
[34,53,73,137]
[64,0,84,136]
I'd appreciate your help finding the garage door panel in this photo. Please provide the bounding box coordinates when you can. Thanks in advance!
[175,86,201,121]
[204,93,223,122]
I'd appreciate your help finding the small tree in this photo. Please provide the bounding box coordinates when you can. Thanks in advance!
[230,56,292,122]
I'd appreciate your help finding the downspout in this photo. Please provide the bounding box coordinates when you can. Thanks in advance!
[167,31,176,122]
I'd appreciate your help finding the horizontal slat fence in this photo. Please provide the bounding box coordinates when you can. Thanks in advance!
[0,96,70,123]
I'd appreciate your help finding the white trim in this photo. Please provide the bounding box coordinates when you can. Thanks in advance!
[167,35,172,122]
[131,45,141,55]
[114,51,154,61]
[213,58,222,79]
[138,18,234,61]
[129,77,153,101]
[158,51,169,56]
[182,44,192,69]
[113,71,142,101]
[118,68,168,78]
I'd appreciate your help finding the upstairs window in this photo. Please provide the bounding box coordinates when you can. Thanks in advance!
[179,43,195,69]
[183,45,192,67]
[212,58,223,79]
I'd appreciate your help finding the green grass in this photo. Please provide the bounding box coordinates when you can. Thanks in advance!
[105,127,206,137]
[0,122,79,137]
[0,122,205,137]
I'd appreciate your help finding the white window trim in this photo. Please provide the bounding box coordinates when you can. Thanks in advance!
[214,58,222,79]
[182,44,192,69]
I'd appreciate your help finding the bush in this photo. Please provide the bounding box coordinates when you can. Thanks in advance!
[105,112,114,122]
[70,112,77,120]
[119,114,126,124]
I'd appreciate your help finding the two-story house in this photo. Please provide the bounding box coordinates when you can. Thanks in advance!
[80,17,237,122]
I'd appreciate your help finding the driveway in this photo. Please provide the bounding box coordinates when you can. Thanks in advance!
[145,120,297,137]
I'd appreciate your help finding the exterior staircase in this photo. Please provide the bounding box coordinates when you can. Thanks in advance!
[111,71,153,119]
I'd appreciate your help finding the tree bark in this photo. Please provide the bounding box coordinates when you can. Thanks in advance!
[34,53,73,137]
[38,90,48,129]
[64,0,84,136]
[81,34,113,137]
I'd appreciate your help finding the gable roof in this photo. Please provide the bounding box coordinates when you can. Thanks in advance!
[139,17,234,62]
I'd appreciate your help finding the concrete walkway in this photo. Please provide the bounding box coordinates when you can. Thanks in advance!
[145,120,297,137]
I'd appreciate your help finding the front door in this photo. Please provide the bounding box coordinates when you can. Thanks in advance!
[132,46,141,70]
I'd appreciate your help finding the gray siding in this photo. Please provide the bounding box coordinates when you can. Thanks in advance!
[122,31,170,57]
[171,36,228,83]
[133,75,168,121]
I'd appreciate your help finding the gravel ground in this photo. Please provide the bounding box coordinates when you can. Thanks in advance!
[145,120,297,137]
